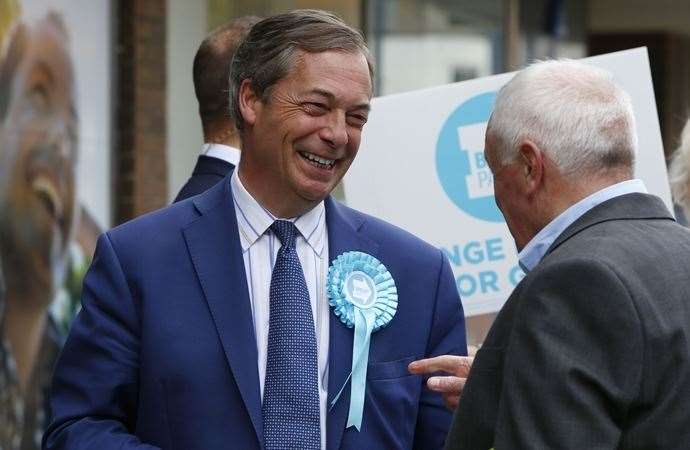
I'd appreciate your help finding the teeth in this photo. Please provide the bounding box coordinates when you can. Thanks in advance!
[301,152,335,168]
[32,176,64,219]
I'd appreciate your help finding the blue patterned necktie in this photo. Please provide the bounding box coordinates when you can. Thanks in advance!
[262,220,321,450]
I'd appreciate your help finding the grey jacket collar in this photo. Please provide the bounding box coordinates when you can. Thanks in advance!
[547,193,674,256]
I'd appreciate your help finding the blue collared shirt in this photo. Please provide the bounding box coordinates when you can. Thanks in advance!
[518,179,648,273]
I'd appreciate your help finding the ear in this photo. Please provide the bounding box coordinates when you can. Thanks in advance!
[518,140,545,195]
[238,79,261,127]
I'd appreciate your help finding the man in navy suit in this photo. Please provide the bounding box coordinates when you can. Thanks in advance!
[174,16,260,202]
[44,10,466,450]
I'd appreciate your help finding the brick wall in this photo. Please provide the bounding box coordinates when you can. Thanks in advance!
[114,0,168,224]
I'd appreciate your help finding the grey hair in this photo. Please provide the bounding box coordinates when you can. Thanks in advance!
[669,119,690,214]
[228,9,373,131]
[487,59,638,177]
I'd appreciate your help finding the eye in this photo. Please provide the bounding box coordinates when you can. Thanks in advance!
[347,113,368,129]
[303,102,328,115]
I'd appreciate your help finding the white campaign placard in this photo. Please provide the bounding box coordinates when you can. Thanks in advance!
[344,48,671,317]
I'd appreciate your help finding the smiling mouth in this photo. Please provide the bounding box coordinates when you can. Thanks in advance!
[299,151,335,170]
[32,175,64,223]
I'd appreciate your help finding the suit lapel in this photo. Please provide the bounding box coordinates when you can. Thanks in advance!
[183,178,263,445]
[325,197,379,450]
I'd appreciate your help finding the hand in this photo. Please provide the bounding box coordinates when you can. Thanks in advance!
[408,348,476,411]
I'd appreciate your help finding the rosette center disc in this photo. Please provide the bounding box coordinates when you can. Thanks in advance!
[343,271,376,309]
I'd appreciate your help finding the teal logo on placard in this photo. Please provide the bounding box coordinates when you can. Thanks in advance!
[436,92,503,222]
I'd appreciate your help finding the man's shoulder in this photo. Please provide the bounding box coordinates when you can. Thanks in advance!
[549,212,690,267]
[107,194,205,249]
[521,214,690,308]
[331,200,442,260]
[192,155,235,177]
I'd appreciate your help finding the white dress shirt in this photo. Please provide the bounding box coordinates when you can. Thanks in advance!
[518,179,648,272]
[201,143,241,166]
[230,169,329,449]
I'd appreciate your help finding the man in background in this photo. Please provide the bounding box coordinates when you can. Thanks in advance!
[445,59,690,449]
[174,16,260,202]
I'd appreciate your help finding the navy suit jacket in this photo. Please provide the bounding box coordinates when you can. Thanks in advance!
[44,175,466,450]
[173,155,234,203]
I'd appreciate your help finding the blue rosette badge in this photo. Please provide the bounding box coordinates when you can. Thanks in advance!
[327,251,398,430]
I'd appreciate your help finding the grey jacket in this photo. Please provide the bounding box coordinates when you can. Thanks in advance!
[445,193,690,449]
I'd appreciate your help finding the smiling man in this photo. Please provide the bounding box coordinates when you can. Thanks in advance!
[44,10,466,450]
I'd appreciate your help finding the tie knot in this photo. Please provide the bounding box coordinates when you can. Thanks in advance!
[271,220,297,249]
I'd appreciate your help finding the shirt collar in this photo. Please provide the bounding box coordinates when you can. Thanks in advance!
[201,143,241,166]
[230,169,326,257]
[293,200,326,257]
[518,179,647,273]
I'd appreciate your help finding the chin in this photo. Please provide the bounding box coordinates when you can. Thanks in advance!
[299,190,331,204]
[295,179,335,202]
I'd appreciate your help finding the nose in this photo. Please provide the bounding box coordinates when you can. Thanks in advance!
[320,111,349,149]
[49,113,78,162]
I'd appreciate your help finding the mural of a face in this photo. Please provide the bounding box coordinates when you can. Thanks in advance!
[0,13,78,309]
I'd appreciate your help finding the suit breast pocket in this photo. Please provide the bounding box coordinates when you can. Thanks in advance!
[342,356,420,449]
[367,355,416,380]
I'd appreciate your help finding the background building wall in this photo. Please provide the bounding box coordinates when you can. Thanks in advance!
[114,0,167,222]
[166,0,206,201]
[588,0,690,155]
[588,0,690,34]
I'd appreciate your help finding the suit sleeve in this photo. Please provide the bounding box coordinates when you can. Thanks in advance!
[413,250,468,450]
[43,233,160,450]
[493,258,643,449]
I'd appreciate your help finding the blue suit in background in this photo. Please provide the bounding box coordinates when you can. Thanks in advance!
[173,154,234,203]
[44,175,467,450]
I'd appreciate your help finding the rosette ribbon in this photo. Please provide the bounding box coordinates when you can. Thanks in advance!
[327,251,398,430]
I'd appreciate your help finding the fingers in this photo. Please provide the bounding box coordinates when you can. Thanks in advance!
[427,376,466,411]
[427,375,465,394]
[443,393,460,411]
[408,354,474,412]
[408,354,474,376]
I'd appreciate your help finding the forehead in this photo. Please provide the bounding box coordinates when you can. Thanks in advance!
[281,50,372,105]
[28,27,73,80]
[13,23,76,108]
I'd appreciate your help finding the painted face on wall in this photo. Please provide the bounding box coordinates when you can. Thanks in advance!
[0,13,78,307]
